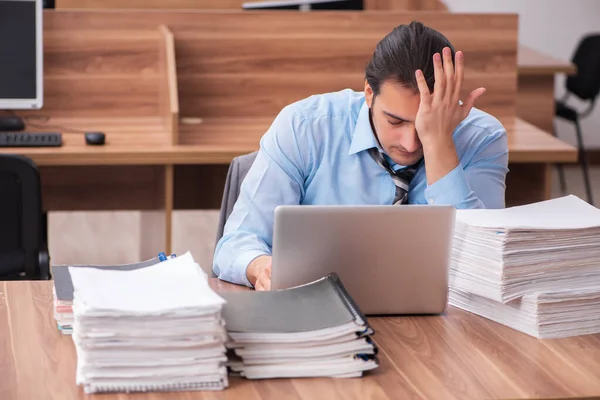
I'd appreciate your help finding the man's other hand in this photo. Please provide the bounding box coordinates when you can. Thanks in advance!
[246,255,272,291]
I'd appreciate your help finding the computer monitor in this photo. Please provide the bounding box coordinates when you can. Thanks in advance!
[0,0,43,111]
[242,0,362,10]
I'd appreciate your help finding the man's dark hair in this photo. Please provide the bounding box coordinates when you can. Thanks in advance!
[365,21,455,96]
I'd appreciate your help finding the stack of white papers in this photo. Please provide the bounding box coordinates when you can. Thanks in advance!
[449,288,600,338]
[221,274,379,379]
[450,195,600,338]
[70,252,229,394]
[51,257,161,336]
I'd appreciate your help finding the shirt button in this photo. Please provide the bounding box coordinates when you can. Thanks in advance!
[428,198,435,204]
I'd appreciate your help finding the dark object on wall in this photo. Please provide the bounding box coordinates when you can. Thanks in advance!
[243,0,362,10]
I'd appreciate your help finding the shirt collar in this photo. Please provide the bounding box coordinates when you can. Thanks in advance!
[348,100,382,156]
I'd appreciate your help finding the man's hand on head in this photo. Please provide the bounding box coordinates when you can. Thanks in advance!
[414,47,486,185]
[246,255,272,291]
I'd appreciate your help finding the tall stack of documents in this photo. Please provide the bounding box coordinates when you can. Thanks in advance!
[70,252,229,394]
[450,195,600,338]
[221,273,379,379]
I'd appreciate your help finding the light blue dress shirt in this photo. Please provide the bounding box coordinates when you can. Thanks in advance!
[213,89,509,286]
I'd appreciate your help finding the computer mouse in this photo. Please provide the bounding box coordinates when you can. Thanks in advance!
[85,132,106,145]
[0,115,25,131]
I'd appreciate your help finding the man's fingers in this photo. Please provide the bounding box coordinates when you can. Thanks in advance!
[432,52,445,102]
[453,51,464,103]
[263,265,272,290]
[462,87,486,118]
[415,69,431,105]
[255,263,272,291]
[256,277,270,291]
[442,47,454,101]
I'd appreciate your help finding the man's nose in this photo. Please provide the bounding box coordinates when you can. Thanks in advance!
[400,127,421,153]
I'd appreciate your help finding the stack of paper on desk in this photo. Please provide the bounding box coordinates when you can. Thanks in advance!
[450,195,600,338]
[51,257,160,335]
[70,252,229,394]
[449,287,600,339]
[221,273,378,379]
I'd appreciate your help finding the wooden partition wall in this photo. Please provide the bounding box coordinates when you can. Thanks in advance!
[39,11,521,139]
[6,10,576,255]
[16,21,179,255]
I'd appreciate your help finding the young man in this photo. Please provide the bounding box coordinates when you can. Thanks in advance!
[213,21,509,290]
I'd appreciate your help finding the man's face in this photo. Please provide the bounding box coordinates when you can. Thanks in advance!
[365,80,423,166]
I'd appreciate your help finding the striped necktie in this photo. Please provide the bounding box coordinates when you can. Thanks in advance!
[369,147,421,205]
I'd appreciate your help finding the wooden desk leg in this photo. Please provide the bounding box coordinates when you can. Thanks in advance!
[139,165,174,258]
[506,163,553,207]
[517,75,555,134]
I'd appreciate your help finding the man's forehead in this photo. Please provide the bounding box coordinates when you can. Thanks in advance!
[377,82,420,113]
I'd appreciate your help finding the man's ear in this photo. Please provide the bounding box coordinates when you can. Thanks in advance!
[364,80,374,108]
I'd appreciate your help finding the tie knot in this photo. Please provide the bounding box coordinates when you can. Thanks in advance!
[368,147,421,205]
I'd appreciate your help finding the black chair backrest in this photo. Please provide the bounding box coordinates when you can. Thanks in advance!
[0,155,44,279]
[566,34,600,101]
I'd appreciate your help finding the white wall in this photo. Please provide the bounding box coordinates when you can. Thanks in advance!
[443,0,600,148]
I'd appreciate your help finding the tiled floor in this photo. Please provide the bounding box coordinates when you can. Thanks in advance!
[48,165,599,275]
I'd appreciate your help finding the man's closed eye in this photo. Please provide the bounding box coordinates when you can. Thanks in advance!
[388,120,406,126]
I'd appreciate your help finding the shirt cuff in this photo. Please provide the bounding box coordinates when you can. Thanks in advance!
[423,164,472,207]
[232,249,270,288]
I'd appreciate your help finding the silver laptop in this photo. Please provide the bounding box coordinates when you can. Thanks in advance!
[270,204,456,315]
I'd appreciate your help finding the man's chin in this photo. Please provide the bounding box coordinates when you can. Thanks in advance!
[389,150,423,167]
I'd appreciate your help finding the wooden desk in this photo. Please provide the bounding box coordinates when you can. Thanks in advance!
[3,116,576,214]
[2,280,600,400]
[517,45,577,134]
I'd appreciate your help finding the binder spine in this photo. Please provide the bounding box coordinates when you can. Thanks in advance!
[86,380,224,394]
[327,273,373,336]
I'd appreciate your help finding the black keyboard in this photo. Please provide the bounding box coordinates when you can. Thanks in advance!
[0,132,62,147]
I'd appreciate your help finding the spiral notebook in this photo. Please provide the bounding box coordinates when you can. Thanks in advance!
[221,273,378,379]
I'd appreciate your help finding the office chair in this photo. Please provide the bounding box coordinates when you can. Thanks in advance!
[554,34,600,206]
[213,151,258,277]
[0,155,50,280]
